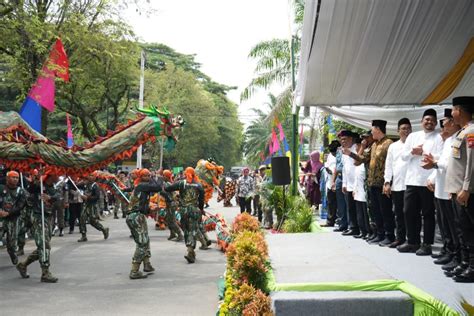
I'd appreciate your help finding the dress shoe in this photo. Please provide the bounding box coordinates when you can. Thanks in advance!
[379,237,395,247]
[362,235,371,240]
[368,236,384,244]
[415,244,432,256]
[342,229,360,236]
[397,243,420,253]
[431,248,447,259]
[321,223,335,227]
[353,233,366,239]
[453,267,474,283]
[442,258,461,271]
[434,254,454,265]
[388,240,404,248]
[333,227,347,232]
[445,264,468,277]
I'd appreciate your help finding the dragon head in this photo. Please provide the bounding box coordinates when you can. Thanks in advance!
[136,104,185,150]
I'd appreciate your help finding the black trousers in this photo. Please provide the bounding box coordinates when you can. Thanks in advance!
[404,186,435,245]
[327,190,337,226]
[239,197,252,214]
[370,186,395,239]
[69,203,82,231]
[345,191,359,231]
[452,194,474,250]
[355,201,370,234]
[392,191,406,242]
[437,198,459,254]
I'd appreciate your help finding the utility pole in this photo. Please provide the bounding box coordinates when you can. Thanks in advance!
[291,35,299,196]
[136,50,145,169]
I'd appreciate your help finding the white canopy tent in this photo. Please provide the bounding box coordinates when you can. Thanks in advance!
[296,0,474,133]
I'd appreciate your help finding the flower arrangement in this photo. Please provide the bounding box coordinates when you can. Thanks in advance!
[219,214,273,315]
[232,212,261,235]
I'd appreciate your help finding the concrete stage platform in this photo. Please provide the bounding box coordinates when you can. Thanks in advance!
[267,231,473,315]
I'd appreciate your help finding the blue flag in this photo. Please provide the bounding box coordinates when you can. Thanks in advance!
[19,97,42,132]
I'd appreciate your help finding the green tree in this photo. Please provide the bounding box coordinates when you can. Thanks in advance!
[0,0,144,137]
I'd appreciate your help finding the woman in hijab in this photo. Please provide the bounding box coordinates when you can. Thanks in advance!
[301,151,323,207]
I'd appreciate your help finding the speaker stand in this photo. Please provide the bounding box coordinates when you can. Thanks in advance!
[277,185,287,231]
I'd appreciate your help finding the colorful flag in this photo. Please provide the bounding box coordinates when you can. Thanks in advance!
[272,129,280,153]
[66,113,74,148]
[19,39,69,132]
[277,122,285,141]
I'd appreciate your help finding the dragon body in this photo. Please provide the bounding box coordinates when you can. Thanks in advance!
[0,106,184,176]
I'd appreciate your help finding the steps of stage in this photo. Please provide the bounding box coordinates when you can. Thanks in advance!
[271,291,413,316]
[267,233,414,315]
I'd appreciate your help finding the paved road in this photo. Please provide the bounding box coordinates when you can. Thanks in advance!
[0,196,239,316]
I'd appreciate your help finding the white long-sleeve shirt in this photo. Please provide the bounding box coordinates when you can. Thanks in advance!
[401,130,443,187]
[428,135,453,200]
[384,140,408,192]
[342,144,357,191]
[353,164,367,202]
[325,153,336,191]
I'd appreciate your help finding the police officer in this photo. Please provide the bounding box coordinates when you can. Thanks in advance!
[0,171,26,265]
[445,96,474,283]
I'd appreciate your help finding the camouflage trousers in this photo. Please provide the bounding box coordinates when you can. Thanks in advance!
[25,214,52,268]
[114,200,128,217]
[180,206,201,249]
[126,212,150,264]
[3,217,18,260]
[79,204,105,235]
[165,207,182,236]
[17,209,32,250]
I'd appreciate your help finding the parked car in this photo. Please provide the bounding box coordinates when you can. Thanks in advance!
[229,166,245,179]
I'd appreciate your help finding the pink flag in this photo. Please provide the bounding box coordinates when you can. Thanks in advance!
[277,122,285,141]
[28,68,56,112]
[66,113,74,148]
[272,129,280,152]
[269,138,274,155]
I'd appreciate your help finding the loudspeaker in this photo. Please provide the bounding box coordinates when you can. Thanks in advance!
[271,156,291,185]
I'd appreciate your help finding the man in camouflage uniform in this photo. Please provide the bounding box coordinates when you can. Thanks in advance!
[0,171,26,265]
[126,168,166,279]
[16,173,59,282]
[17,170,39,256]
[162,170,183,241]
[445,96,474,283]
[114,171,129,219]
[165,167,205,263]
[77,172,109,242]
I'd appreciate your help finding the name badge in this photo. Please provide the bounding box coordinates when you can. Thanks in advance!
[452,138,462,159]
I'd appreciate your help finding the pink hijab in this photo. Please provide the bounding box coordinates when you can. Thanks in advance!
[310,151,323,173]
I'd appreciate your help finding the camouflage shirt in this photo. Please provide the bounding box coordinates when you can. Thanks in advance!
[165,180,204,210]
[368,136,393,187]
[0,184,26,219]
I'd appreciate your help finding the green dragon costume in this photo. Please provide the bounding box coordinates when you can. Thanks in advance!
[0,105,184,176]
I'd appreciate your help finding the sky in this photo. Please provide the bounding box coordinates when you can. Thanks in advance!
[125,0,291,126]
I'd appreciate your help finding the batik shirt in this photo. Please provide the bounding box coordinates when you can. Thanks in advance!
[237,175,255,198]
[368,136,393,187]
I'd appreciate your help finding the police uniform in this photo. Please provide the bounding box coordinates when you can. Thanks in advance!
[445,99,474,283]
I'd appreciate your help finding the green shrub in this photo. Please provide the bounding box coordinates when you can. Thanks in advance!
[283,196,313,233]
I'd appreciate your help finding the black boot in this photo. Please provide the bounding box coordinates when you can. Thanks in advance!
[8,250,18,265]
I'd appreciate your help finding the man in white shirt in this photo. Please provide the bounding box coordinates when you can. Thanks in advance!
[323,141,339,227]
[383,118,412,248]
[397,109,443,255]
[341,132,360,236]
[425,109,461,266]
